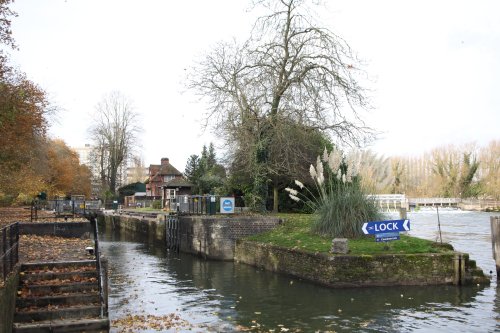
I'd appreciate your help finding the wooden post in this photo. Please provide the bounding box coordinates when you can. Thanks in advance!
[399,207,407,220]
[491,216,500,279]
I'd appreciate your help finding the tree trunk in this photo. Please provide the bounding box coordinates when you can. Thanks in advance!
[273,184,279,213]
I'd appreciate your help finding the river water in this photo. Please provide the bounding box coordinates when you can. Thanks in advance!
[99,209,500,332]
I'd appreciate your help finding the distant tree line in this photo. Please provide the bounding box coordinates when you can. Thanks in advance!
[356,141,499,199]
[185,140,499,213]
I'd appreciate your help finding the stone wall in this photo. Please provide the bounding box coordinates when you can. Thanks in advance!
[179,216,281,260]
[99,213,281,260]
[235,240,487,287]
[0,266,20,333]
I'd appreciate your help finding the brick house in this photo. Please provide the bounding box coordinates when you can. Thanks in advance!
[146,157,193,207]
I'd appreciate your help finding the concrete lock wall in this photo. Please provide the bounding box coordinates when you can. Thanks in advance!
[234,240,486,287]
[100,214,166,244]
[19,222,91,238]
[0,266,20,333]
[100,213,281,260]
[178,216,281,260]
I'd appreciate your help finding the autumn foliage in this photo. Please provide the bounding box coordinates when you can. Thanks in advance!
[0,58,90,204]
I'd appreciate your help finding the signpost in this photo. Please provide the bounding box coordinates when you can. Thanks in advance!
[362,219,410,242]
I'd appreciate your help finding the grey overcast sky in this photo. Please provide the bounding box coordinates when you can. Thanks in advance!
[8,0,500,168]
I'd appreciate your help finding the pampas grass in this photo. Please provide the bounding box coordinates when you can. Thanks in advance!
[287,147,382,238]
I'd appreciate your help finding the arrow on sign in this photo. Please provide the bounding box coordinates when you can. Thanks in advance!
[362,219,410,235]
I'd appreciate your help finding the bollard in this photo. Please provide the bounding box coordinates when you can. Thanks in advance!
[490,216,500,279]
[331,238,349,254]
[453,253,465,285]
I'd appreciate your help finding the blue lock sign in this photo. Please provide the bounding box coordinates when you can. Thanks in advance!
[362,219,410,243]
[220,197,235,214]
[362,219,410,235]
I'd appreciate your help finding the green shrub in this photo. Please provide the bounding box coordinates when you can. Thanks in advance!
[152,200,162,210]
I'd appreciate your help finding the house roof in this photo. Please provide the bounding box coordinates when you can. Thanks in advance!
[149,163,183,182]
[159,163,182,176]
[161,178,194,188]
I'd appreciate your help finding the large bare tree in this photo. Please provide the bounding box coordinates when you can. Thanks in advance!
[188,0,373,212]
[88,91,141,197]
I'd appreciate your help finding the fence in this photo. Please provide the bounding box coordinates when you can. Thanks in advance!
[0,222,19,282]
[164,195,219,215]
[31,199,102,221]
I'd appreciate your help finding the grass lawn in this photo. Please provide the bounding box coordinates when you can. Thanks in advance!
[246,213,453,255]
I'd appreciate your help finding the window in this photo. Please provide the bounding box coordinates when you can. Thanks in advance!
[166,189,176,199]
[164,175,175,182]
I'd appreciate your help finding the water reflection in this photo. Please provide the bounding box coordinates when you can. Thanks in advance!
[99,210,499,332]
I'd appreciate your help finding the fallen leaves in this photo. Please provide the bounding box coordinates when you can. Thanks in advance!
[19,235,94,263]
[112,313,191,332]
[0,206,32,228]
[0,206,87,229]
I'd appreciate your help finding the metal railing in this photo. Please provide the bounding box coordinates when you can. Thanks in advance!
[0,222,19,282]
[88,215,108,317]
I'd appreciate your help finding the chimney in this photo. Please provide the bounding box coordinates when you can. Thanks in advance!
[161,158,169,166]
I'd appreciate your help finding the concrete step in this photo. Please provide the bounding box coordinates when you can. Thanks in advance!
[20,281,98,297]
[14,304,102,323]
[21,260,95,271]
[20,271,98,284]
[16,292,100,308]
[21,260,97,272]
[12,317,109,333]
[14,260,108,332]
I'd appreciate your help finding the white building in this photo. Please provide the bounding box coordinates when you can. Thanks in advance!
[73,144,93,166]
